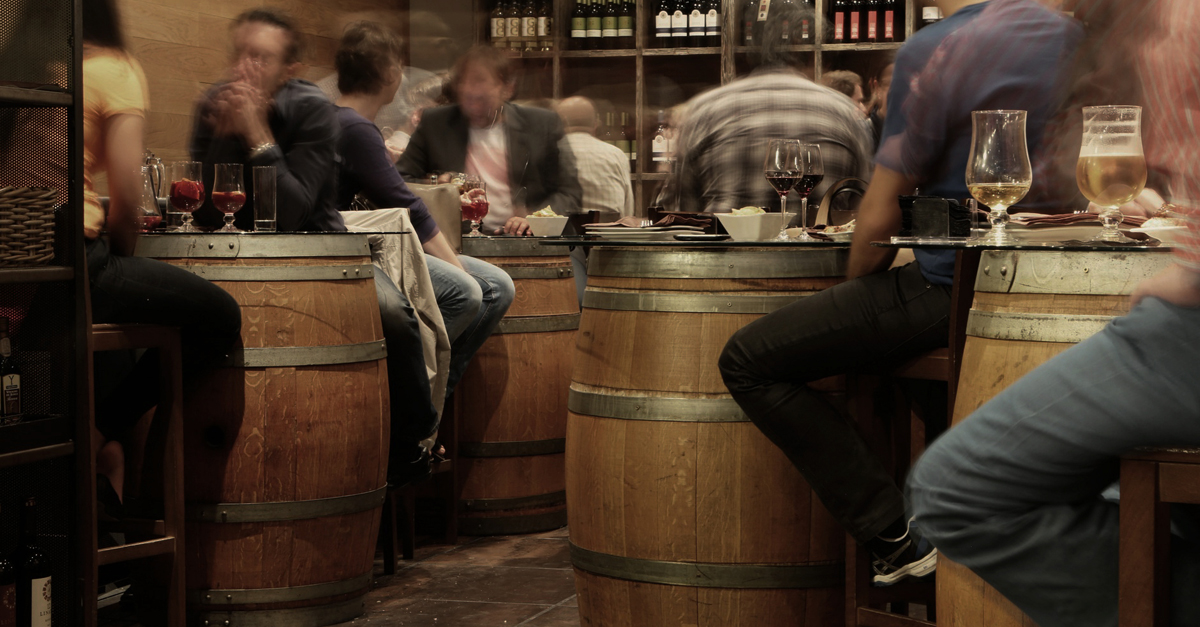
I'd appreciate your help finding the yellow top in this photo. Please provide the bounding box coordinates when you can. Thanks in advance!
[83,47,149,240]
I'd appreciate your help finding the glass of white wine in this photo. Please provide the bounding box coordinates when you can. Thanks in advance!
[966,110,1032,245]
[1077,105,1146,243]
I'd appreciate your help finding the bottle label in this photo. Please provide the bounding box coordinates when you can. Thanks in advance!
[2,374,19,417]
[849,11,859,40]
[522,16,537,37]
[834,12,844,40]
[671,11,687,36]
[491,18,506,38]
[618,15,633,36]
[884,10,894,39]
[630,140,637,161]
[689,9,704,34]
[603,15,617,36]
[652,134,668,161]
[656,11,671,36]
[705,9,718,35]
[30,577,49,627]
[0,582,14,627]
[867,11,877,39]
[572,16,586,36]
[781,18,789,39]
[757,0,770,21]
[538,16,549,36]
[587,16,602,37]
[507,17,522,38]
[743,19,754,44]
[801,18,810,40]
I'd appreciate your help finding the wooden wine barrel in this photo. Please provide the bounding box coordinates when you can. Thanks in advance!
[455,237,579,535]
[568,245,848,626]
[139,233,388,627]
[941,248,1172,627]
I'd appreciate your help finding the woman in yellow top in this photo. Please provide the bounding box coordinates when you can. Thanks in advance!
[83,0,241,515]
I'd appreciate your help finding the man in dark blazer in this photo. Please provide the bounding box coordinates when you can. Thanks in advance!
[398,45,581,235]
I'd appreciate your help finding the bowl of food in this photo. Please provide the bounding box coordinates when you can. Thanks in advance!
[715,207,793,241]
[823,219,856,242]
[526,206,569,237]
[1131,217,1188,248]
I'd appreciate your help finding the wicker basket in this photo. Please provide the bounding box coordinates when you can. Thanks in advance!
[0,187,57,266]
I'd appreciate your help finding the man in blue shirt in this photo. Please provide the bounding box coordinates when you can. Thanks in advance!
[719,0,1083,585]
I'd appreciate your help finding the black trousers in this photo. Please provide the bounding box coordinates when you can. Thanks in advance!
[718,262,951,543]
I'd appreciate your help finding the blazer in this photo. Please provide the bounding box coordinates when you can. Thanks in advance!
[397,103,582,216]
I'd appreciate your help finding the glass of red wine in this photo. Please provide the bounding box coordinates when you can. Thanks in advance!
[138,166,163,231]
[212,163,246,232]
[764,139,802,241]
[793,143,825,242]
[168,161,204,232]
[461,175,489,238]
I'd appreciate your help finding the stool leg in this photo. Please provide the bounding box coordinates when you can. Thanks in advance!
[1120,459,1170,627]
[380,492,398,576]
[401,487,416,560]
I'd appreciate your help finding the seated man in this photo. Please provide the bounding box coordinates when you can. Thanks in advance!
[332,23,514,402]
[189,7,446,483]
[718,0,1084,585]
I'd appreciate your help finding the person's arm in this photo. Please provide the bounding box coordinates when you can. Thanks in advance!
[621,160,635,217]
[246,100,338,232]
[104,113,145,257]
[343,120,447,244]
[847,164,915,279]
[421,232,465,271]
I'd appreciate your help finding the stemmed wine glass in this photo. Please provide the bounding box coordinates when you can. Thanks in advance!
[461,175,489,238]
[138,166,163,231]
[1077,106,1146,243]
[168,161,204,233]
[966,110,1033,245]
[792,143,824,242]
[764,139,802,241]
[212,163,246,233]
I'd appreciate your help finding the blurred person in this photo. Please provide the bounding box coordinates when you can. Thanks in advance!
[821,69,869,117]
[81,0,241,510]
[555,96,634,216]
[386,72,450,156]
[907,1,1200,625]
[867,63,894,148]
[669,1,872,214]
[333,22,514,418]
[718,0,1083,586]
[316,65,440,160]
[398,45,582,235]
[189,8,341,232]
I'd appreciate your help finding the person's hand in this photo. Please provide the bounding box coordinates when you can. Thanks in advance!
[385,144,404,164]
[460,188,485,205]
[437,172,454,184]
[1087,188,1166,218]
[210,81,272,145]
[497,216,531,236]
[1132,263,1200,309]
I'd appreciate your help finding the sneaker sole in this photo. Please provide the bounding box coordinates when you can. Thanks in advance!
[871,548,937,586]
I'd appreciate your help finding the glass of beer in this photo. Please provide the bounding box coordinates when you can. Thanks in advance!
[1077,105,1146,243]
[966,110,1032,245]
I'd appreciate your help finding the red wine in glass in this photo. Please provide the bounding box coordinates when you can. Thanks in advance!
[462,199,489,222]
[765,170,802,194]
[794,174,824,198]
[212,191,246,215]
[140,214,163,230]
[169,179,205,213]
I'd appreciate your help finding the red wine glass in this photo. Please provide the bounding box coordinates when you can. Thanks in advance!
[212,163,246,233]
[168,161,204,233]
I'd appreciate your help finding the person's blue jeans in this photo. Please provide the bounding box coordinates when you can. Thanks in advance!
[424,254,515,397]
[908,297,1200,627]
[373,267,439,450]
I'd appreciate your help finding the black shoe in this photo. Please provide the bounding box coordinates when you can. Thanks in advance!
[870,519,937,586]
[386,446,433,489]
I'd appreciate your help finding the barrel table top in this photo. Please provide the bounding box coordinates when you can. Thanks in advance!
[541,237,851,248]
[135,231,380,259]
[870,238,1174,252]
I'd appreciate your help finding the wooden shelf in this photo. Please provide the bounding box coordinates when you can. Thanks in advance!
[0,85,72,107]
[642,47,722,56]
[0,416,74,462]
[512,50,556,59]
[821,42,905,52]
[635,172,669,181]
[733,44,817,54]
[561,49,638,58]
[0,266,73,284]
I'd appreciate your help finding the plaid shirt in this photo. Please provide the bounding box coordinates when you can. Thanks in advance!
[561,132,635,216]
[671,68,873,214]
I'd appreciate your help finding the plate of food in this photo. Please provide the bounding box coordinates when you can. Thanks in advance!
[823,219,856,242]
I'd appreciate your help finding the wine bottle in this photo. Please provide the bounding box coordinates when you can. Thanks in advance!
[602,112,617,145]
[537,0,553,50]
[652,110,670,172]
[687,0,705,47]
[865,0,879,42]
[799,0,812,43]
[848,0,861,42]
[883,0,896,41]
[618,0,635,48]
[741,0,757,45]
[831,0,845,42]
[755,0,771,44]
[777,0,794,43]
[571,0,587,48]
[616,112,633,169]
[15,498,50,627]
[704,0,720,47]
[490,0,508,47]
[0,318,21,424]
[586,0,603,49]
[506,0,523,49]
[0,540,14,627]
[602,0,619,49]
[655,0,672,47]
[522,0,539,51]
[670,0,688,46]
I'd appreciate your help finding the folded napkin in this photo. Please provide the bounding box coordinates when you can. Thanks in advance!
[588,214,714,228]
[1010,212,1148,227]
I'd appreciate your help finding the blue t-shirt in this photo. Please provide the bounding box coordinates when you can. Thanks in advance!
[876,0,1084,284]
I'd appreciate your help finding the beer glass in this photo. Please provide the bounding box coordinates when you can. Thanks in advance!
[1077,106,1146,243]
[966,110,1032,245]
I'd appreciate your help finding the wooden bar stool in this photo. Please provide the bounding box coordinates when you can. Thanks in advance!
[846,250,980,627]
[1119,447,1200,627]
[87,323,185,626]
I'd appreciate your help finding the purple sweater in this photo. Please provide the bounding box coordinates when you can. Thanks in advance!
[336,106,441,243]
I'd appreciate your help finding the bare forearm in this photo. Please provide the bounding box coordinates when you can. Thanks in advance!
[422,233,465,271]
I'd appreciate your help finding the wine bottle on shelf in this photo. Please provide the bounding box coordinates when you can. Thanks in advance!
[491,0,508,47]
[799,0,812,43]
[616,112,633,170]
[777,0,794,43]
[538,0,554,50]
[670,0,688,47]
[506,0,523,49]
[601,112,617,145]
[0,539,14,627]
[704,0,720,47]
[865,0,879,42]
[755,0,771,45]
[831,0,845,42]
[618,0,635,48]
[655,0,672,47]
[848,0,861,42]
[602,0,619,48]
[0,318,21,425]
[883,0,897,41]
[522,0,539,51]
[652,110,670,172]
[15,498,50,627]
[586,0,603,49]
[740,0,756,45]
[687,0,705,47]
[571,0,587,48]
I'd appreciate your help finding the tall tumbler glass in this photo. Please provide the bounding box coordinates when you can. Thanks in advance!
[253,166,277,232]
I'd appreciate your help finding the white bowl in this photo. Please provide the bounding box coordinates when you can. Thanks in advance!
[1131,225,1188,248]
[715,212,794,242]
[526,215,569,237]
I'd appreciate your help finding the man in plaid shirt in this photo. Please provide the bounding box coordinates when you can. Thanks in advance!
[670,3,871,215]
[909,1,1200,624]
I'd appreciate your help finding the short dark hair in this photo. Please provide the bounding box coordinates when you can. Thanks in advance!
[451,45,515,89]
[234,8,304,65]
[82,0,126,50]
[336,22,403,96]
[821,70,863,99]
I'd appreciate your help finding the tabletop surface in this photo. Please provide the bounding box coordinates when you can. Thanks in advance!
[538,237,850,248]
[872,237,1171,253]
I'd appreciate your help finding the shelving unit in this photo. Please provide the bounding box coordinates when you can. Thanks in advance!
[477,0,920,209]
[0,0,89,624]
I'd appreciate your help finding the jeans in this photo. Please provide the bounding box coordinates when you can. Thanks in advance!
[87,238,242,439]
[373,267,439,449]
[425,254,515,397]
[908,297,1200,627]
[718,262,952,542]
